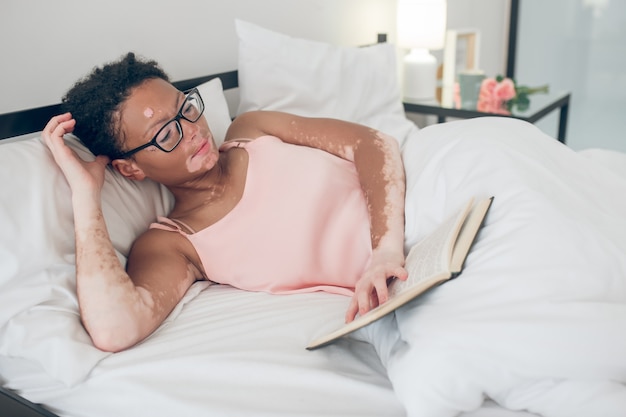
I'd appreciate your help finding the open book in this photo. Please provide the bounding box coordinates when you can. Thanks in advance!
[306,196,493,350]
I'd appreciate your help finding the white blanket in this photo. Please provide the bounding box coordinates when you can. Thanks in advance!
[392,117,626,416]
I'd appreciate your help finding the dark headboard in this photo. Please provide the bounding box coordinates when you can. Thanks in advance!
[0,70,240,141]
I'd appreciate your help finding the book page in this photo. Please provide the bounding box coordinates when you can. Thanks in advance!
[389,199,473,297]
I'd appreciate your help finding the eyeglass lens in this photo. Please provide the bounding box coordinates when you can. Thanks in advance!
[154,91,203,151]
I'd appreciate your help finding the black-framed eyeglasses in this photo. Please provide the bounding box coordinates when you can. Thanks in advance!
[118,88,205,159]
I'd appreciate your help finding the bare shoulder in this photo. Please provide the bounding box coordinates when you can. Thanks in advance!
[127,227,205,284]
[130,226,195,262]
[131,225,181,250]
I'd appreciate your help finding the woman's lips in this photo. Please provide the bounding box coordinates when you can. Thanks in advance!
[194,140,210,157]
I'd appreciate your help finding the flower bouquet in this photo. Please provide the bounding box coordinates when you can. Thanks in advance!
[477,76,549,115]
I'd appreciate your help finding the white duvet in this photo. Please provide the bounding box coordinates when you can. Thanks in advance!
[394,117,626,416]
[1,117,626,417]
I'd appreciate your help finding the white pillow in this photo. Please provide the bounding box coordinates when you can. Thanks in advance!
[195,77,232,146]
[0,136,172,386]
[235,19,418,149]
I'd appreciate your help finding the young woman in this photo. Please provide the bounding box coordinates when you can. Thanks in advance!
[43,52,408,353]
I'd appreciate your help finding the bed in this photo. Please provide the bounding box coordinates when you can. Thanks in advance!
[2,20,626,417]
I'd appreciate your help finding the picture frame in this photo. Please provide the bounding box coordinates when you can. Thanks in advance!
[439,28,481,106]
[454,29,480,74]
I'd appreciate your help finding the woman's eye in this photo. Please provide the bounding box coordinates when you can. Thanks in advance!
[157,131,171,145]
[183,102,199,117]
[156,123,177,145]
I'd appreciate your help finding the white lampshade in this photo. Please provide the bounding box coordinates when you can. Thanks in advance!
[397,0,447,101]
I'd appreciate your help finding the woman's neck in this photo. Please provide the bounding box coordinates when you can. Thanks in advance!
[167,154,230,216]
[164,146,249,228]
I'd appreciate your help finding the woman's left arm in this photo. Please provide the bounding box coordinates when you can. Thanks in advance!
[227,111,408,321]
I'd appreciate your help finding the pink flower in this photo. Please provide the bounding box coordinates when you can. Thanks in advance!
[494,78,516,101]
[474,75,547,114]
[477,78,512,115]
[480,78,498,95]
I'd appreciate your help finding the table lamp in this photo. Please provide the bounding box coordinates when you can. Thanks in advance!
[397,0,447,101]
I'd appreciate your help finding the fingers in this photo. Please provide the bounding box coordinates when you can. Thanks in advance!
[345,297,358,323]
[43,112,73,135]
[42,115,78,166]
[345,264,409,323]
[356,286,372,317]
[43,113,75,146]
[372,279,388,306]
[345,277,384,323]
[394,266,409,281]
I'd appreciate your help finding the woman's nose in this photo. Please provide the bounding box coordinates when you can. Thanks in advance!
[181,118,200,141]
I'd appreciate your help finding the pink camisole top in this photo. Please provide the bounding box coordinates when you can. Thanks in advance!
[150,135,372,296]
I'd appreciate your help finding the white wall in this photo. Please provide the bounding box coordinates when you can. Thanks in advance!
[1,0,513,123]
[0,0,397,114]
[445,0,510,78]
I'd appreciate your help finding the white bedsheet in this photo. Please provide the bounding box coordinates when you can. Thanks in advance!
[2,285,539,417]
[2,117,626,417]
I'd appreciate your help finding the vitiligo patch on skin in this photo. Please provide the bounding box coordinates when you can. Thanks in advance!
[143,107,154,118]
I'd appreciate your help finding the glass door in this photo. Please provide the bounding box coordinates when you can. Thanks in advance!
[510,0,626,151]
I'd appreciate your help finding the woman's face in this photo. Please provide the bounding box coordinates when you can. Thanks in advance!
[117,78,219,185]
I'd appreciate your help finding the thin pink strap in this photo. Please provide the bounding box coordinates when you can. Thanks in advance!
[150,216,196,234]
[219,139,252,151]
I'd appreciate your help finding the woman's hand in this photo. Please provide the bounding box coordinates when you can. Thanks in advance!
[345,249,408,323]
[42,112,110,197]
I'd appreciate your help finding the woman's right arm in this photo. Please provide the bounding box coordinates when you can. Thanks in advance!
[43,113,199,352]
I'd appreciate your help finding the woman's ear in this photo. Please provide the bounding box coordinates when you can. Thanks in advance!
[111,159,146,181]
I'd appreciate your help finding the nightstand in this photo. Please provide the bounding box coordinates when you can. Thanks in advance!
[403,91,571,144]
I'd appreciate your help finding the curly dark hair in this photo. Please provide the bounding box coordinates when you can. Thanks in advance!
[62,52,169,159]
